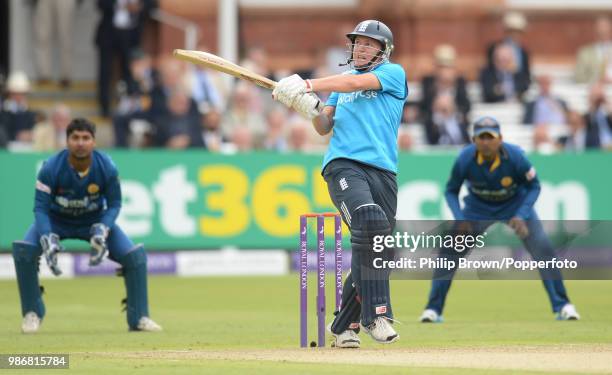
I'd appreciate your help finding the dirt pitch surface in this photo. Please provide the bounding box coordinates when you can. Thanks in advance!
[95,344,612,374]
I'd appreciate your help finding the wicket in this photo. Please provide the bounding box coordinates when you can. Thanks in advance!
[299,212,343,348]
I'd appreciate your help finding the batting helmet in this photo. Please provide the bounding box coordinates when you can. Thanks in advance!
[345,20,394,71]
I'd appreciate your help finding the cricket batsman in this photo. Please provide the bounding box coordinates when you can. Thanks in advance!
[272,20,408,347]
[420,117,580,323]
[13,118,162,333]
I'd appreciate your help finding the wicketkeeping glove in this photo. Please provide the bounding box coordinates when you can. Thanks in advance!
[40,233,63,276]
[89,223,109,266]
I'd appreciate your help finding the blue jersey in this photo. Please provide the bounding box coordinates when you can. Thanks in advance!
[34,150,121,236]
[445,142,540,220]
[322,62,408,173]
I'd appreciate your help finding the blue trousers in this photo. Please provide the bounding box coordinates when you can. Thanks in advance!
[425,210,570,314]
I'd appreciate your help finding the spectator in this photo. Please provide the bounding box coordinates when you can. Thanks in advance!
[1,71,36,143]
[113,49,159,147]
[310,48,333,80]
[152,86,203,149]
[486,11,531,78]
[201,109,228,152]
[117,48,157,114]
[420,44,470,122]
[533,124,555,153]
[296,48,333,103]
[480,44,530,103]
[397,126,413,151]
[230,126,254,152]
[188,66,222,115]
[194,45,233,112]
[32,0,78,88]
[240,46,274,113]
[326,23,354,75]
[0,110,8,148]
[221,83,266,141]
[148,56,189,118]
[575,16,612,84]
[424,93,470,145]
[287,119,312,152]
[558,111,587,152]
[126,48,159,106]
[262,105,289,151]
[241,46,272,79]
[401,103,418,124]
[583,83,612,149]
[32,103,71,151]
[95,0,157,116]
[523,75,568,126]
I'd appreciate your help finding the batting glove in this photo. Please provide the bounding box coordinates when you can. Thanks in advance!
[292,92,322,120]
[40,233,63,276]
[272,74,312,107]
[89,223,109,266]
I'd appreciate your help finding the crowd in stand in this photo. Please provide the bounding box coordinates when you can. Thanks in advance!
[0,5,611,153]
[410,12,612,152]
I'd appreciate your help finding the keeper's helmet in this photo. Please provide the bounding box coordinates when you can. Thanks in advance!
[345,20,394,72]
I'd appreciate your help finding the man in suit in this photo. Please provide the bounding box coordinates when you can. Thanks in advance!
[151,86,203,149]
[1,71,37,143]
[575,16,612,84]
[486,12,531,79]
[523,75,568,126]
[557,111,587,152]
[480,44,531,103]
[424,93,470,146]
[95,0,157,117]
[420,44,471,123]
[583,83,612,149]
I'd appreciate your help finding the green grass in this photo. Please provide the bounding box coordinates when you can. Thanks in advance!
[0,276,610,374]
[63,358,561,375]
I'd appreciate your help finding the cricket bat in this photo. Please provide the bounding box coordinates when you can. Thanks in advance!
[173,49,277,90]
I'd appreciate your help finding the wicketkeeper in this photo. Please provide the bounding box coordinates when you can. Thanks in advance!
[13,118,162,333]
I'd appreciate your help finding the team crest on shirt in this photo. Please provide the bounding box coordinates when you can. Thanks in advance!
[501,176,513,187]
[87,184,100,194]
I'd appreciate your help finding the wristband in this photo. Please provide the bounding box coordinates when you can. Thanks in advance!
[305,79,313,92]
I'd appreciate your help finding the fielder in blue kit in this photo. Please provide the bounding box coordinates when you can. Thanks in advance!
[13,118,162,333]
[420,117,580,323]
[273,20,407,347]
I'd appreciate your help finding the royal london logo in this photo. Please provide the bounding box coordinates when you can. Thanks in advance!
[501,176,513,187]
[87,184,100,194]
